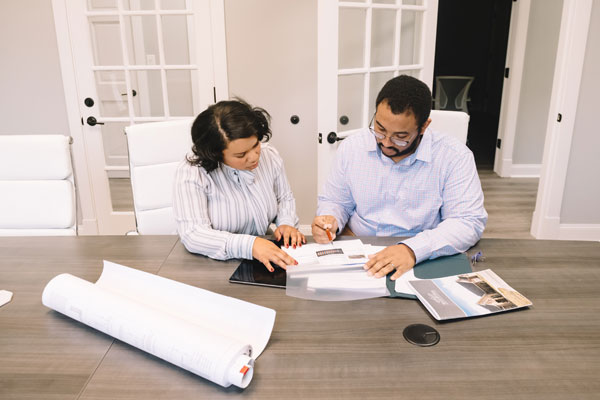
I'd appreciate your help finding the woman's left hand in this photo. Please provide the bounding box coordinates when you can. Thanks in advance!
[274,225,306,249]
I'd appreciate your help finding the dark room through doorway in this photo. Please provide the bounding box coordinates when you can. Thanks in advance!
[433,0,513,169]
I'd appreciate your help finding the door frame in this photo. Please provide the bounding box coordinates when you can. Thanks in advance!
[493,0,531,178]
[530,0,594,240]
[51,0,228,235]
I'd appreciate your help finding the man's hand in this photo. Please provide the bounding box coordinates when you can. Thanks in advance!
[363,244,416,280]
[273,225,306,249]
[252,237,298,272]
[311,215,339,243]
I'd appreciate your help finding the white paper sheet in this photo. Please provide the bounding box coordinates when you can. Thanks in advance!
[0,289,12,307]
[282,239,369,265]
[42,261,276,389]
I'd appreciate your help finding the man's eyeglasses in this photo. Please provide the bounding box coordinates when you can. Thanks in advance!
[368,114,413,147]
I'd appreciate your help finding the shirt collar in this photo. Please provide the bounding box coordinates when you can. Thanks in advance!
[365,127,432,165]
[222,163,255,185]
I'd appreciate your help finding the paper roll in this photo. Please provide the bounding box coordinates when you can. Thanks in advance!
[42,262,275,388]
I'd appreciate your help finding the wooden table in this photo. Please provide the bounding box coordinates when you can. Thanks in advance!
[1,236,599,400]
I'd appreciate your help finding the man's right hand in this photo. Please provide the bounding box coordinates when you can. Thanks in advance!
[311,215,339,244]
[252,237,297,272]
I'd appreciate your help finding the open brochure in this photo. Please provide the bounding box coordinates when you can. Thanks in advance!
[408,269,532,320]
[42,261,276,389]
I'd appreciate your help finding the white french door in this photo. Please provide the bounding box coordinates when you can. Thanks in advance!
[317,0,439,192]
[54,0,227,234]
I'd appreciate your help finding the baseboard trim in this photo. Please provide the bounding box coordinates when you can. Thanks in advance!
[78,219,98,235]
[511,163,541,178]
[558,224,600,241]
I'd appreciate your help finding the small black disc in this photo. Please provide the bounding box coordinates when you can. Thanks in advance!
[403,324,440,347]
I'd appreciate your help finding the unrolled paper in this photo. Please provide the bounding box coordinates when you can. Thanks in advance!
[42,261,275,388]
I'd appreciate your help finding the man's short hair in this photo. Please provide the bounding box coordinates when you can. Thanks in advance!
[375,75,432,133]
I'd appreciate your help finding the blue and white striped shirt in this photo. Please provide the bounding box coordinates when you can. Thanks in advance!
[173,144,299,260]
[317,128,487,263]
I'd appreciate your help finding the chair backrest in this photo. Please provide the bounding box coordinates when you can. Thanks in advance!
[428,110,470,144]
[434,76,474,113]
[125,119,193,235]
[0,135,76,236]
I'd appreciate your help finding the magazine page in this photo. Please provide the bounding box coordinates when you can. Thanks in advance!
[42,261,276,389]
[408,269,532,320]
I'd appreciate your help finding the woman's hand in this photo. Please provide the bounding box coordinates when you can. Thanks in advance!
[273,225,306,249]
[252,237,298,272]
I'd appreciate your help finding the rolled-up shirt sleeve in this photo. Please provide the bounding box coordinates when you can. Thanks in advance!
[172,161,256,260]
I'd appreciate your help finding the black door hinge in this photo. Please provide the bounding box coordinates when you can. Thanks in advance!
[504,68,510,78]
[557,113,562,122]
[496,138,502,149]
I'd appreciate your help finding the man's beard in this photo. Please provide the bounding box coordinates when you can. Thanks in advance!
[378,134,423,159]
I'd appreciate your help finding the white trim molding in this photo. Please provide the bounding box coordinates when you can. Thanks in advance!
[510,163,541,178]
[557,224,600,241]
[494,0,531,177]
[52,0,99,235]
[530,0,593,240]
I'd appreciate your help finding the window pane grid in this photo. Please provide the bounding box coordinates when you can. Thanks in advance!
[337,1,426,129]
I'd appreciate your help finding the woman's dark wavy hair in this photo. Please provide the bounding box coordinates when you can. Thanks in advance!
[375,75,432,133]
[187,98,272,172]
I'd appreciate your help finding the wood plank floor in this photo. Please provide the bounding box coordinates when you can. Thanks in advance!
[109,170,539,239]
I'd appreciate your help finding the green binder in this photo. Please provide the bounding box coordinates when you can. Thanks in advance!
[385,253,472,299]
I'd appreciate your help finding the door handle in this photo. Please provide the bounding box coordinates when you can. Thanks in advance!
[87,116,104,126]
[327,132,345,144]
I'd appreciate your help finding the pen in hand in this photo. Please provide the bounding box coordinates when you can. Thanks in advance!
[325,227,333,244]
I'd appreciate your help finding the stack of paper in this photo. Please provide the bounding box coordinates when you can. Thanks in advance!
[283,239,419,301]
[42,261,275,388]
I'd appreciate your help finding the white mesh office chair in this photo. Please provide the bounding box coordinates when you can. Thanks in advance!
[0,135,76,236]
[433,76,474,114]
[428,110,470,144]
[125,119,193,234]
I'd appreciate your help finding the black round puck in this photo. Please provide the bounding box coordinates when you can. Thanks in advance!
[403,323,440,346]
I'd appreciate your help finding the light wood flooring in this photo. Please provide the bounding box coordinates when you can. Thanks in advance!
[109,169,539,239]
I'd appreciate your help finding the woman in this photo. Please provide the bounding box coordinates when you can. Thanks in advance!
[173,99,305,272]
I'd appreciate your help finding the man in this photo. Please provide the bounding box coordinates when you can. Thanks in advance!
[312,75,487,280]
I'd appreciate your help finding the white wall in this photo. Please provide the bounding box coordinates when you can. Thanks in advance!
[560,1,600,224]
[0,1,69,136]
[224,0,318,225]
[512,0,562,166]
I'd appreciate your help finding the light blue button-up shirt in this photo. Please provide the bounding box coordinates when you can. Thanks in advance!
[317,128,487,263]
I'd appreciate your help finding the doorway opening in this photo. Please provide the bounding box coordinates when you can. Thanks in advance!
[433,0,513,168]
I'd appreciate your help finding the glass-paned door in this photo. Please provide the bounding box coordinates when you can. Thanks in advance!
[64,0,225,234]
[317,0,438,191]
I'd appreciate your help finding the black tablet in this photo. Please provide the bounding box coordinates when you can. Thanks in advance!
[229,258,286,288]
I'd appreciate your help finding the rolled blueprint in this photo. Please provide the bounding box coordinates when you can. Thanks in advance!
[42,261,276,389]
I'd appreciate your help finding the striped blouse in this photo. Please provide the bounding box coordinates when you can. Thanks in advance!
[173,143,299,261]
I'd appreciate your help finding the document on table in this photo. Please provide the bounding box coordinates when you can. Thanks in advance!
[282,239,369,265]
[42,261,276,389]
[285,243,419,301]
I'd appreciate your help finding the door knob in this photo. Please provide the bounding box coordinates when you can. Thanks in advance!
[327,131,345,144]
[87,116,104,126]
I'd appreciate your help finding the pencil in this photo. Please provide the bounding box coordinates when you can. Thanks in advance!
[325,228,333,242]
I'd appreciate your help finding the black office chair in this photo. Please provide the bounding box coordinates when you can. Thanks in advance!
[433,76,474,114]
